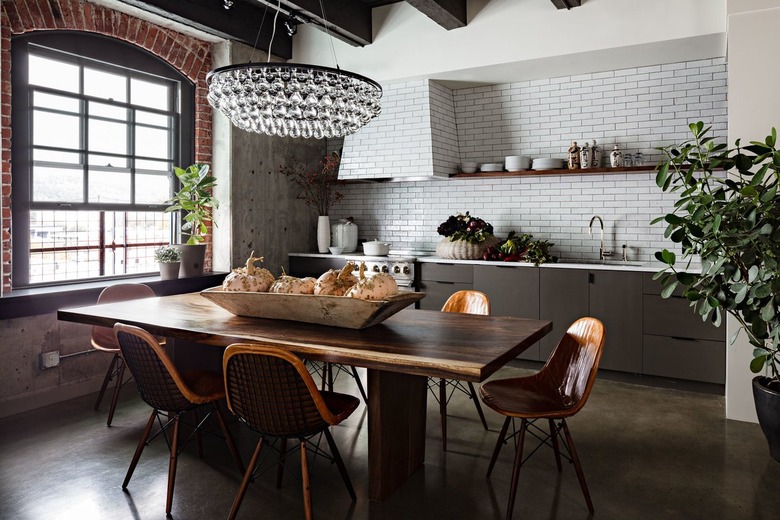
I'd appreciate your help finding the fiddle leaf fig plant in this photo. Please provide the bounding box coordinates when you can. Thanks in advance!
[165,164,219,245]
[653,122,780,380]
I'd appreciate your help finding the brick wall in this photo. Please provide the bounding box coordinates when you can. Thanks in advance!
[0,0,214,291]
[331,58,728,265]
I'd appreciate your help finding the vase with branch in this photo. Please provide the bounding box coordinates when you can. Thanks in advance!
[281,152,343,253]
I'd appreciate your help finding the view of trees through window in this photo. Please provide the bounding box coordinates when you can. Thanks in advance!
[15,36,187,285]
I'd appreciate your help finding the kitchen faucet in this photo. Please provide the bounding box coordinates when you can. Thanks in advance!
[588,215,613,261]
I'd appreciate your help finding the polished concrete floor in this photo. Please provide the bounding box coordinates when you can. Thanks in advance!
[1,364,779,520]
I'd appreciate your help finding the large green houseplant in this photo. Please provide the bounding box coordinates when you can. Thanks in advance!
[653,122,780,460]
[165,163,219,276]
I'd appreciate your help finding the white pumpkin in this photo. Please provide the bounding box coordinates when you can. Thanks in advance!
[314,261,358,296]
[345,262,398,301]
[269,267,316,294]
[222,252,275,292]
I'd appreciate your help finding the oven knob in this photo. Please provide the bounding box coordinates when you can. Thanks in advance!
[403,266,410,275]
[372,265,380,273]
[393,265,401,274]
[381,265,389,273]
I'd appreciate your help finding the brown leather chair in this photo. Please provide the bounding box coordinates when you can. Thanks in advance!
[479,317,606,519]
[113,323,244,516]
[432,290,491,450]
[92,283,161,426]
[223,343,359,520]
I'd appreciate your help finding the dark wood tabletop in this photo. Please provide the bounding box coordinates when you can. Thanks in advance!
[58,292,552,382]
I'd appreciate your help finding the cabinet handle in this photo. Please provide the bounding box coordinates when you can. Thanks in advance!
[589,273,595,284]
[670,336,698,342]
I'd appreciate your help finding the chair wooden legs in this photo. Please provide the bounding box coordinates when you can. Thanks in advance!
[165,415,181,515]
[212,403,246,475]
[94,353,118,411]
[228,437,265,520]
[323,429,357,500]
[467,382,489,430]
[123,409,156,489]
[561,419,594,513]
[301,440,312,520]
[505,418,528,520]
[487,416,511,478]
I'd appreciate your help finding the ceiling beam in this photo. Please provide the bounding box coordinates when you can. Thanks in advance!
[254,0,373,47]
[118,0,293,59]
[550,0,582,9]
[405,0,466,30]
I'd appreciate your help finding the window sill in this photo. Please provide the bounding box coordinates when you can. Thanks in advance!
[0,272,228,320]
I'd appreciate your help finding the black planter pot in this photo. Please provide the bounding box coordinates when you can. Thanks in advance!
[752,375,780,462]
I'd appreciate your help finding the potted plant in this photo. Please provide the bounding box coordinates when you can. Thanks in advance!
[165,163,219,277]
[435,212,500,260]
[154,245,182,280]
[280,152,343,253]
[653,121,780,460]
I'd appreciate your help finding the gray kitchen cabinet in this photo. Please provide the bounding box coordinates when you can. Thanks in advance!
[539,268,590,360]
[474,265,540,360]
[289,256,344,278]
[418,262,473,311]
[588,270,643,373]
[642,274,725,384]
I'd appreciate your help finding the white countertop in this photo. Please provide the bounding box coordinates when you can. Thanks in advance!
[289,252,661,273]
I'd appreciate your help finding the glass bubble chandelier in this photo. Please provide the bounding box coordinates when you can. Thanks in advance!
[206,0,382,139]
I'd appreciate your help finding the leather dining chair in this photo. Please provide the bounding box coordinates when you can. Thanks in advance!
[113,323,244,516]
[223,342,359,520]
[479,317,606,519]
[431,290,491,450]
[92,283,161,426]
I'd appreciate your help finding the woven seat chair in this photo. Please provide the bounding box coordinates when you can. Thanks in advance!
[480,317,606,519]
[223,343,359,520]
[92,283,161,426]
[113,323,244,516]
[428,290,491,450]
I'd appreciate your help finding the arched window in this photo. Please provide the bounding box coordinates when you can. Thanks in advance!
[11,32,194,287]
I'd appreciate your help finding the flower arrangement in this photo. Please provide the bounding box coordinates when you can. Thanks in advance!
[154,245,182,264]
[280,152,343,216]
[437,212,495,243]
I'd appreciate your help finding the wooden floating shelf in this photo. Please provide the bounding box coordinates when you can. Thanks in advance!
[449,165,656,178]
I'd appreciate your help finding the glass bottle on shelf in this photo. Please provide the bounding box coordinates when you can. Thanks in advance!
[624,153,634,167]
[634,152,644,167]
[609,144,623,167]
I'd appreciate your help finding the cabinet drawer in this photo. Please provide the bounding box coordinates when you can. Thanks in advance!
[643,273,687,297]
[643,335,725,384]
[418,281,473,311]
[419,263,474,283]
[643,295,723,341]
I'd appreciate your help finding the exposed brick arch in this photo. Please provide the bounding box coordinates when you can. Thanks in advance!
[1,0,215,291]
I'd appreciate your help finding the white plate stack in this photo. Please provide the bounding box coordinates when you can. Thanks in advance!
[532,158,566,170]
[480,163,504,172]
[505,155,530,171]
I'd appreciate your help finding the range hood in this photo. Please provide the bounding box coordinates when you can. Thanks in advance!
[338,79,460,181]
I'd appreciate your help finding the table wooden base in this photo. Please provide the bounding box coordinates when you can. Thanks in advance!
[367,369,427,502]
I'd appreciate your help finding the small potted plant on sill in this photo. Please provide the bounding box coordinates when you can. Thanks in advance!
[165,163,219,277]
[653,121,780,461]
[154,245,182,280]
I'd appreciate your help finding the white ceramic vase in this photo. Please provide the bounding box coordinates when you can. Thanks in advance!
[317,215,331,253]
[591,140,602,168]
[610,144,623,167]
[579,142,592,169]
[159,262,180,280]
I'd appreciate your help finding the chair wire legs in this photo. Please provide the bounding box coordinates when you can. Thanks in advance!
[486,417,594,518]
[94,353,129,426]
[433,378,490,451]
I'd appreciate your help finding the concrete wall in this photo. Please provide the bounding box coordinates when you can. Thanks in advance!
[724,2,780,423]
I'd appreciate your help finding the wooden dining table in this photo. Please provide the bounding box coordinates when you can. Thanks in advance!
[58,292,551,502]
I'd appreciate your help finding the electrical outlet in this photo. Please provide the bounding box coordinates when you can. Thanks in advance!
[40,351,60,369]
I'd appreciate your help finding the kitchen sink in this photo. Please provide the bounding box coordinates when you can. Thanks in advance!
[557,258,646,267]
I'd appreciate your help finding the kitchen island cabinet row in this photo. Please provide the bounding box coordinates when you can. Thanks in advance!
[419,263,725,385]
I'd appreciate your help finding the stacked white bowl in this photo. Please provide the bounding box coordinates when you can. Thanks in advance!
[480,163,504,172]
[505,155,531,171]
[532,158,566,170]
[461,161,478,173]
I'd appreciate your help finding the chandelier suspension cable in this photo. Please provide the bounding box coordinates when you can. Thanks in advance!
[248,2,269,64]
[267,0,282,63]
[318,0,340,70]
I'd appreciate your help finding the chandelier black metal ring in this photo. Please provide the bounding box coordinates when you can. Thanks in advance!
[206,62,383,139]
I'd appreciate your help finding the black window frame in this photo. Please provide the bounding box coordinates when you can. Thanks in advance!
[11,31,195,288]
